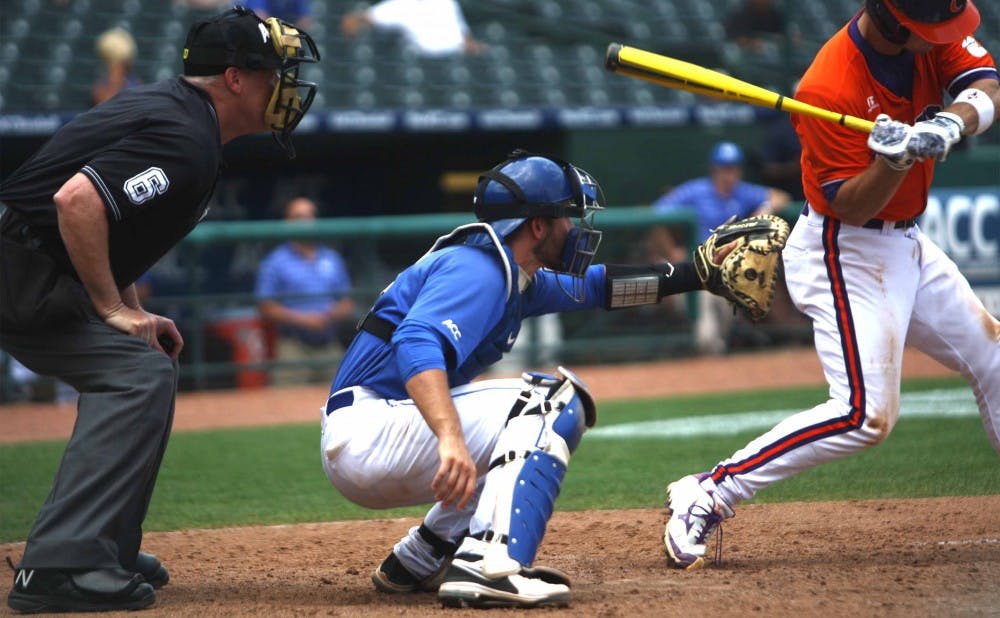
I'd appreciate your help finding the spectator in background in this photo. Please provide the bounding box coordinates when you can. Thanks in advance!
[649,142,791,355]
[725,0,787,54]
[341,0,485,56]
[255,197,356,385]
[91,28,139,106]
[245,0,313,29]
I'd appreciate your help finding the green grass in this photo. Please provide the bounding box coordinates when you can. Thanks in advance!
[3,376,996,543]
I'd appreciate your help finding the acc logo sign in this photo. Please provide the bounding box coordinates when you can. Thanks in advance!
[442,319,462,340]
[124,167,169,205]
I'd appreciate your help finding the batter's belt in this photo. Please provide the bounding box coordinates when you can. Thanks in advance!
[801,205,916,230]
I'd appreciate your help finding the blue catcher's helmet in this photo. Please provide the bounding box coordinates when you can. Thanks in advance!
[473,150,605,302]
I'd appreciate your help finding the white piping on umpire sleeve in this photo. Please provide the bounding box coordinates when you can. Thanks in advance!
[80,165,122,221]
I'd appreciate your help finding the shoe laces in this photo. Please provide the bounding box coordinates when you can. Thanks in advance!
[689,501,727,567]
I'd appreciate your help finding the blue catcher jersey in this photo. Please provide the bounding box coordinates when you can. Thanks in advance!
[332,230,607,400]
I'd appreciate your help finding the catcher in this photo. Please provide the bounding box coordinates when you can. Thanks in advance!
[319,150,788,609]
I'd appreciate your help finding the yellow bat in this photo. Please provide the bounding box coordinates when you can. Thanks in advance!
[605,43,875,134]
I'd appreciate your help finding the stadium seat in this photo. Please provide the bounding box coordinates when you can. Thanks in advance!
[1,0,997,114]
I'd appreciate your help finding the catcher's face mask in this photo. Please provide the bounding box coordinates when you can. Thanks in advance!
[474,150,604,303]
[262,17,319,158]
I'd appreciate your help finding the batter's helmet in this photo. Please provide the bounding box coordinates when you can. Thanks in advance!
[865,0,981,45]
[474,150,605,301]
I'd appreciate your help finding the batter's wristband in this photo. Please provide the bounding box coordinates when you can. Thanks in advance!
[953,88,995,135]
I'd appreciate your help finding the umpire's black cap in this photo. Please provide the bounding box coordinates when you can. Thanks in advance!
[183,6,282,76]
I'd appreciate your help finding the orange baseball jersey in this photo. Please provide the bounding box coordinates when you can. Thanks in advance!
[793,14,997,221]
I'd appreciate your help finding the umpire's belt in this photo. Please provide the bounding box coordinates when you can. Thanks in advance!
[801,204,916,230]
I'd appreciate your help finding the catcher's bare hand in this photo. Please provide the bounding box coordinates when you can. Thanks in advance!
[694,215,790,320]
[433,434,477,510]
[713,240,738,262]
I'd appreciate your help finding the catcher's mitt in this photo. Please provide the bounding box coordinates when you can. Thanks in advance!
[693,215,790,320]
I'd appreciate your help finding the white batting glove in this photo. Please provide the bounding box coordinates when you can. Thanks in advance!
[867,113,916,171]
[907,112,965,162]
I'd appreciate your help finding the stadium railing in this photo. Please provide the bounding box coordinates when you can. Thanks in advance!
[159,207,702,390]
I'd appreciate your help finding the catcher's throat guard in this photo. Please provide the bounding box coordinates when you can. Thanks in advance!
[474,367,595,577]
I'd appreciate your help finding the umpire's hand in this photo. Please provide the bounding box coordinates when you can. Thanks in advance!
[103,304,184,360]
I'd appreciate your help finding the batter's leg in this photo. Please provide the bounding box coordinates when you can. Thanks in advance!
[906,232,1000,452]
[713,218,920,504]
[665,216,921,568]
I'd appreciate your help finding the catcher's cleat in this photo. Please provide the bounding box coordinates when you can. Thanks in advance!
[437,548,570,609]
[372,552,450,594]
[664,473,734,570]
[135,552,169,589]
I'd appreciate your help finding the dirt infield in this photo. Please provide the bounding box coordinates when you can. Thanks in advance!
[5,346,998,616]
[2,499,998,616]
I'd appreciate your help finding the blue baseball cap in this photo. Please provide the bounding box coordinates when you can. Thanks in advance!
[709,142,744,167]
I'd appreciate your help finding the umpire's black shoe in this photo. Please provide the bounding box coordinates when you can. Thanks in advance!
[135,552,169,589]
[7,566,155,614]
[371,552,450,594]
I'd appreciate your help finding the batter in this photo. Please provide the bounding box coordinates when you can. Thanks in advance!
[663,0,1000,570]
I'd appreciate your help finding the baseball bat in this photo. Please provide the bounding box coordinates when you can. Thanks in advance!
[605,43,875,134]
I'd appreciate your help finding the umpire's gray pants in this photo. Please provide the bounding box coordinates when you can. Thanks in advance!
[1,224,178,571]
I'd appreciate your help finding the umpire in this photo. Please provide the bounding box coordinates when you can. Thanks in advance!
[1,7,318,613]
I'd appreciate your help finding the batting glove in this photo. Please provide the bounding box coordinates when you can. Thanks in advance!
[867,113,916,171]
[907,112,965,162]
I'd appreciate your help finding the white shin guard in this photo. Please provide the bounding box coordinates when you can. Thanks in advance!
[471,368,595,576]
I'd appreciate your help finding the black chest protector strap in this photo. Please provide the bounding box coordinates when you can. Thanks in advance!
[357,313,396,342]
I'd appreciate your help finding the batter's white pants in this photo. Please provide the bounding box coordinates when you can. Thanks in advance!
[711,210,1000,507]
[320,379,523,578]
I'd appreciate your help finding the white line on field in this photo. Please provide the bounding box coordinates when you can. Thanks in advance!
[934,539,1000,546]
[587,388,977,440]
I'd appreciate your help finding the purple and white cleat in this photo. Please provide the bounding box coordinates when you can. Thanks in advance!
[663,473,734,570]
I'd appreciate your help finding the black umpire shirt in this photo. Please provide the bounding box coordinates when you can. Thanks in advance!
[0,77,222,288]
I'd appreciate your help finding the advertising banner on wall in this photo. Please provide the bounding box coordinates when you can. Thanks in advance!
[918,186,1000,317]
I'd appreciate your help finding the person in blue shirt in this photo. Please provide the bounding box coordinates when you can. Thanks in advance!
[649,141,791,354]
[319,151,737,608]
[255,197,356,385]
